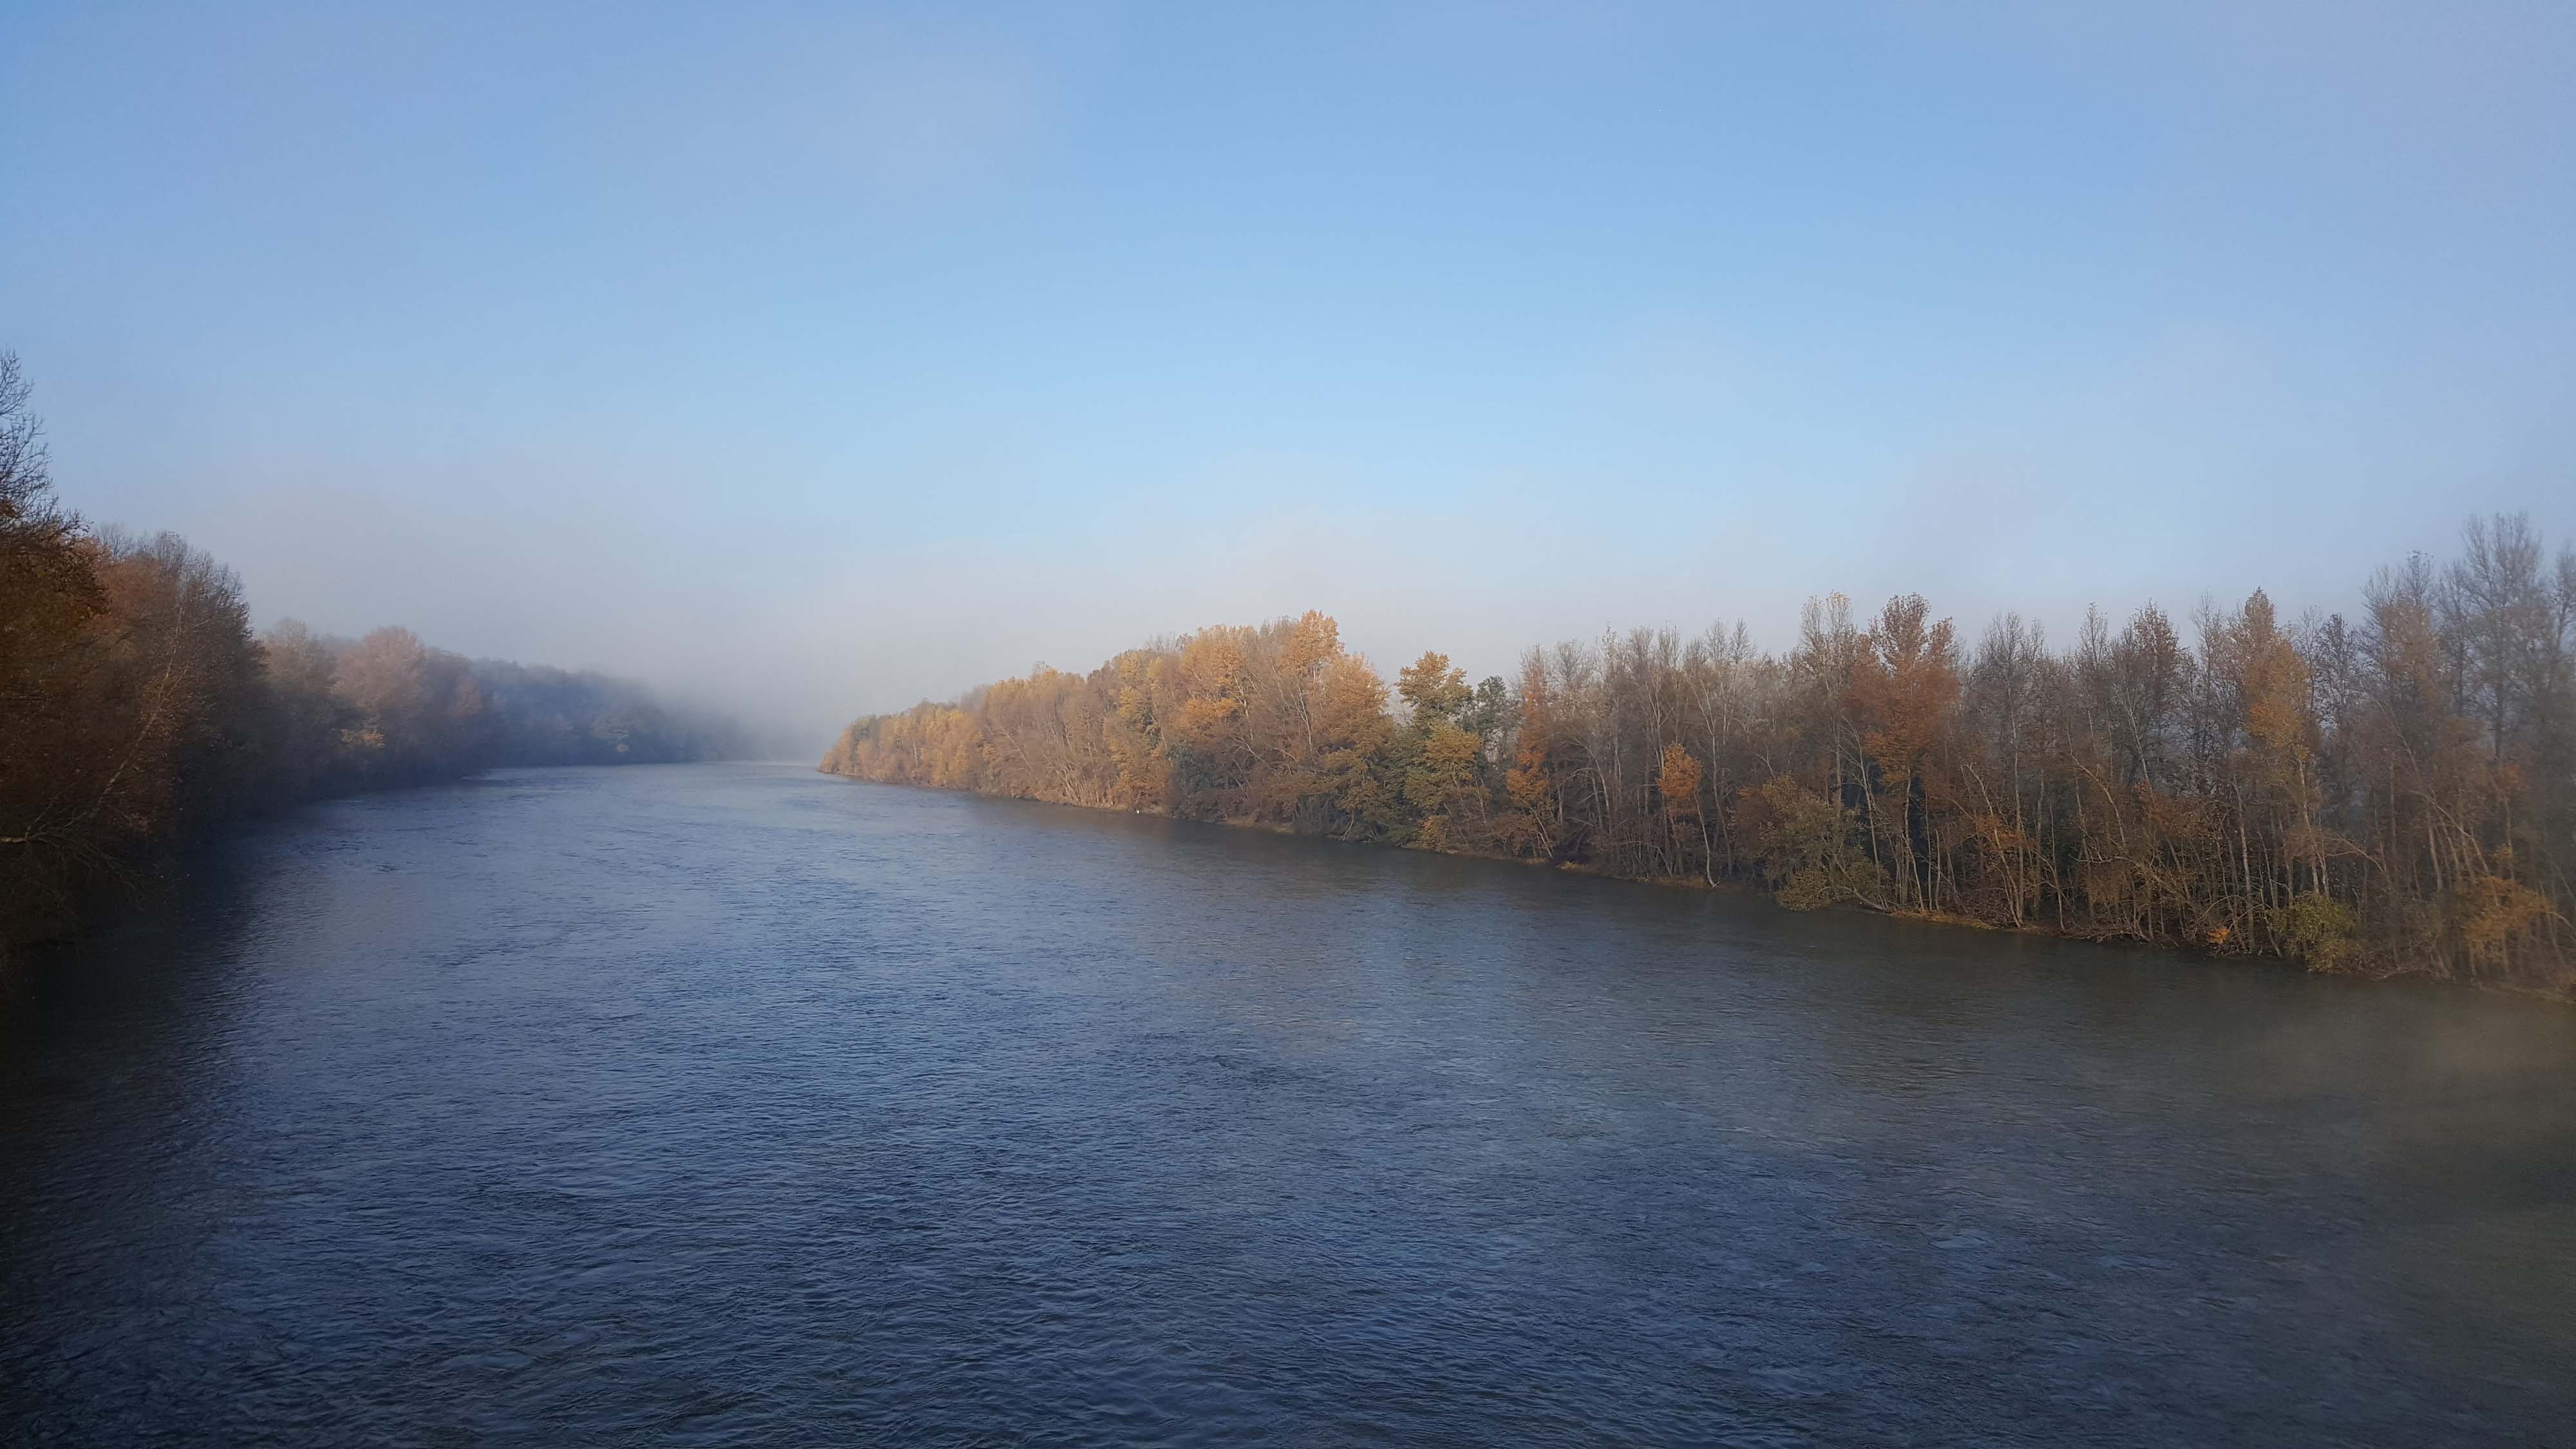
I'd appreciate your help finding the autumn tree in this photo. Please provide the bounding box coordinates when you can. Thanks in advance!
[815,518,2573,993]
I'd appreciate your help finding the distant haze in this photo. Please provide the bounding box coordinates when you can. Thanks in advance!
[5,2,2570,753]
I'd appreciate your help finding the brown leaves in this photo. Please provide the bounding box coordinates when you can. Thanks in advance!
[1398,650,1471,721]
[1657,744,1702,820]
[2452,875,2553,976]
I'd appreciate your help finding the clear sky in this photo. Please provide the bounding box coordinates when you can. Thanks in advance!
[5,2,2570,748]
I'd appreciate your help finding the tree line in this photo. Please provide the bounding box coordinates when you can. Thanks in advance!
[824,527,2576,994]
[1,354,747,952]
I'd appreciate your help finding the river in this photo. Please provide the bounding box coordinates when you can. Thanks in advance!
[3,762,2571,1444]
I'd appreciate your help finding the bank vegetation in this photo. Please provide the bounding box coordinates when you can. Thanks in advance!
[1,354,745,952]
[826,526,2576,995]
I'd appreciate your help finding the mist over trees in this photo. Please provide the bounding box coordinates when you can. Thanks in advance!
[0,354,750,951]
[824,532,2576,995]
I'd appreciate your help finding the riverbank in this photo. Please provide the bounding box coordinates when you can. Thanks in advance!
[820,765,2576,1000]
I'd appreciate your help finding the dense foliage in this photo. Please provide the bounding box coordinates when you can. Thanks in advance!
[1,354,745,951]
[826,538,2576,994]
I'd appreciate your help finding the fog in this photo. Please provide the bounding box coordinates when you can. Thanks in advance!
[7,2,2571,757]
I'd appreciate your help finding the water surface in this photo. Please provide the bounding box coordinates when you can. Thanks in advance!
[5,763,2572,1444]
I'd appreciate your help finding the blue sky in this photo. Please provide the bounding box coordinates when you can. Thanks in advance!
[5,2,2570,743]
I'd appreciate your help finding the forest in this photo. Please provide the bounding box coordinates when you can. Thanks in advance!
[1,354,746,952]
[824,528,2576,995]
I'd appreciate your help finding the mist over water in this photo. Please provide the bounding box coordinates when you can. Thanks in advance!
[6,764,2570,1444]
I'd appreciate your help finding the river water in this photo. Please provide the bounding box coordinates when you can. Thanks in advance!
[3,762,2571,1444]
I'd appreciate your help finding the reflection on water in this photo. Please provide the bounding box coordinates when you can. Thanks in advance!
[5,764,2573,1444]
